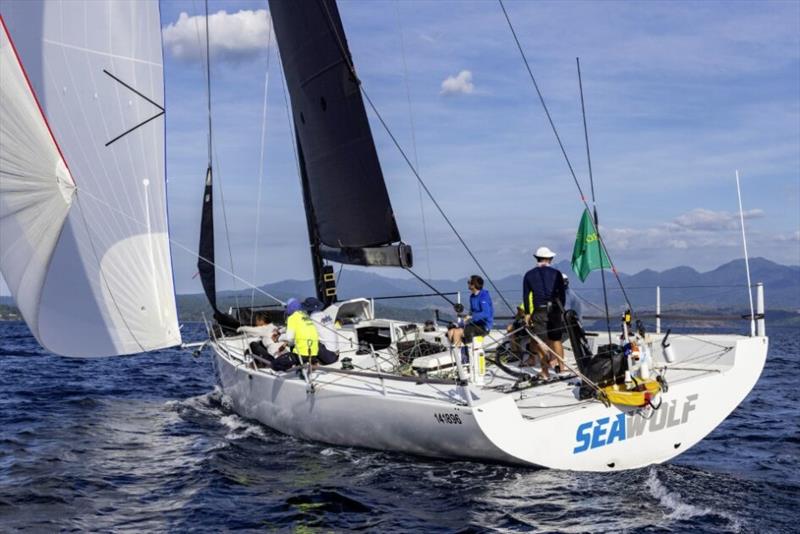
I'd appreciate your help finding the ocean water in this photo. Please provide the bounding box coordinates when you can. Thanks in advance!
[0,321,797,533]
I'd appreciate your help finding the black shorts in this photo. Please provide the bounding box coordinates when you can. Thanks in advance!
[316,344,339,365]
[531,307,563,341]
[463,322,488,342]
[249,341,274,361]
[272,352,300,372]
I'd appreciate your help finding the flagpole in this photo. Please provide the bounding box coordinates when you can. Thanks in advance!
[577,58,612,344]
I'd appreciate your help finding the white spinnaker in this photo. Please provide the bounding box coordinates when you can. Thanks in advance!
[0,2,180,356]
[0,16,75,342]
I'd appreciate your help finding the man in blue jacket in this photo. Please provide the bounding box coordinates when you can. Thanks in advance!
[448,275,494,347]
[523,246,566,377]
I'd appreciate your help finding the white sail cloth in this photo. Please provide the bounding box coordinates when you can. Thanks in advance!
[0,1,180,356]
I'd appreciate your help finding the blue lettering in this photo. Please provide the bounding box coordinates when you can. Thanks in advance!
[574,396,699,454]
[607,413,626,445]
[591,417,610,449]
[573,421,592,453]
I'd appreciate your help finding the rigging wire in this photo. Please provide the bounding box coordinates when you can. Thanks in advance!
[405,268,456,307]
[203,0,240,311]
[203,0,212,169]
[314,0,514,314]
[76,188,285,306]
[497,0,634,314]
[394,0,432,280]
[336,263,344,286]
[251,22,274,310]
[576,57,612,344]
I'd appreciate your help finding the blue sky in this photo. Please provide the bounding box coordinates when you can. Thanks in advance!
[4,0,799,297]
[157,0,799,295]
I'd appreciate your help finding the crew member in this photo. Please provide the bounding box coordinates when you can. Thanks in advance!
[448,275,494,348]
[522,246,566,378]
[237,312,284,363]
[506,303,530,364]
[304,298,340,365]
[275,297,319,371]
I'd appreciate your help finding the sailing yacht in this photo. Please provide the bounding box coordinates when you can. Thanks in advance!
[0,0,767,471]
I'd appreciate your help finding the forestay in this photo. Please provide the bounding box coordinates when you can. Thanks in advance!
[0,1,180,356]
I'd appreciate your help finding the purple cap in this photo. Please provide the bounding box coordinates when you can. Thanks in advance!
[286,298,301,315]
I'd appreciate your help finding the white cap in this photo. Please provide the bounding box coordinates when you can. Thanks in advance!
[534,246,556,259]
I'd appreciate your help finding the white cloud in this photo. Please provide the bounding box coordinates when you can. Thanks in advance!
[440,70,474,95]
[162,10,271,63]
[671,208,764,231]
[774,230,800,242]
[595,207,769,254]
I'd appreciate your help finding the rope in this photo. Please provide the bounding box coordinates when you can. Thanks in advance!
[522,329,604,395]
[576,57,612,344]
[251,22,274,311]
[73,189,285,306]
[405,268,456,306]
[204,2,240,313]
[394,0,432,280]
[203,0,212,168]
[496,0,633,314]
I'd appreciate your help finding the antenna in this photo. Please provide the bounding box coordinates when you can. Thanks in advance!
[735,170,756,336]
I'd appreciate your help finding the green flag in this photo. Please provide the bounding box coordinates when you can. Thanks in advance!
[571,208,611,282]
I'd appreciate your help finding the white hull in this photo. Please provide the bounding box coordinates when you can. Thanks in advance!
[211,317,767,471]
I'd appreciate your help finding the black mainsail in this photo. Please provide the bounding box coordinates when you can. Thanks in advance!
[269,0,412,303]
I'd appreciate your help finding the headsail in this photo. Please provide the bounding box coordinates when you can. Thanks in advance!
[268,0,412,272]
[0,2,180,356]
[197,164,240,328]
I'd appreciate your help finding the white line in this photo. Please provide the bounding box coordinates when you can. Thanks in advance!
[43,38,162,67]
[735,170,756,337]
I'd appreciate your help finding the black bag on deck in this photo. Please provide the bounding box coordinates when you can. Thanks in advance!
[585,343,628,387]
[563,310,628,398]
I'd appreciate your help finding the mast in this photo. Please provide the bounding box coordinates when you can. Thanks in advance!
[197,0,218,315]
[295,135,331,305]
[196,0,239,326]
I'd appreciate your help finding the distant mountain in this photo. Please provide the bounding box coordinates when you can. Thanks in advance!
[580,257,800,311]
[1,258,797,322]
[194,257,798,320]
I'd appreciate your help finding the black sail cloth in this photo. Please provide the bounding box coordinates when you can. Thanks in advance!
[198,166,240,329]
[268,0,411,267]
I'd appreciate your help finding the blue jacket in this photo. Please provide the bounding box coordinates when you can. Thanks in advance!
[523,265,565,314]
[469,289,494,330]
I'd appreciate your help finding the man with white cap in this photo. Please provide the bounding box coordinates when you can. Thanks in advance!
[522,246,566,378]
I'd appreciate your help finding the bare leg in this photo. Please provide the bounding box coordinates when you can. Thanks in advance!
[536,338,551,378]
[450,328,464,347]
[551,339,564,372]
[553,339,564,358]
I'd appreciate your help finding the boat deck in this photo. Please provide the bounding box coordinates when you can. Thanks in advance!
[213,330,741,422]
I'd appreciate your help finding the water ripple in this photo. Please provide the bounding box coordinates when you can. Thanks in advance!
[0,322,797,532]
